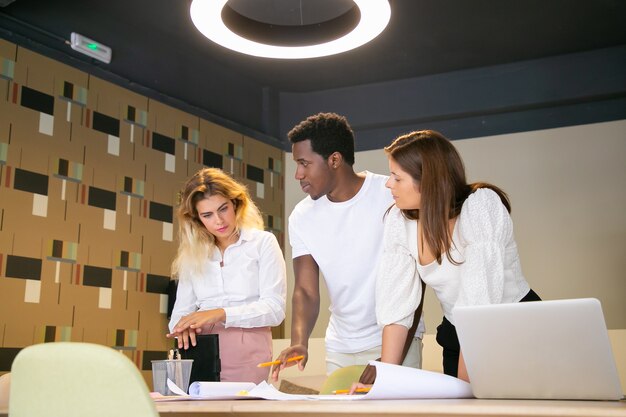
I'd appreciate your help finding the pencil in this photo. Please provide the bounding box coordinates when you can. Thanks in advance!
[256,355,305,368]
[332,387,371,395]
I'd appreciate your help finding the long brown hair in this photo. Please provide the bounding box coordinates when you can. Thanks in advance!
[384,130,510,265]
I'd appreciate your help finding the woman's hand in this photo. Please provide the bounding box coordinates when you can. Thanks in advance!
[166,309,226,349]
[457,350,470,382]
[166,327,197,350]
[348,382,372,395]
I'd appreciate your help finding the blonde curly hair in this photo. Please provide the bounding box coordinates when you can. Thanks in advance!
[172,167,263,277]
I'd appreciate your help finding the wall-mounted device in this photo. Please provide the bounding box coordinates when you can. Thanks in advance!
[69,32,112,64]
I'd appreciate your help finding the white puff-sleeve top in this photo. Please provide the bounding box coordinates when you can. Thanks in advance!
[376,188,530,328]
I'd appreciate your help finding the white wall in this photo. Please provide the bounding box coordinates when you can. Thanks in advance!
[283,120,626,338]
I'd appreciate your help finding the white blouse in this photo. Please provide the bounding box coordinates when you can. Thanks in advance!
[376,188,530,328]
[169,228,287,331]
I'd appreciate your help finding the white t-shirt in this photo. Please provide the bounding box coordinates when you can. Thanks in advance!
[289,171,424,353]
[169,228,287,332]
[376,188,531,328]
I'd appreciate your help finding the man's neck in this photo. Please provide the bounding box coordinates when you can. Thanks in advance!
[326,170,366,203]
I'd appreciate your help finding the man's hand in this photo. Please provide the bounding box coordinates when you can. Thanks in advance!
[271,344,308,381]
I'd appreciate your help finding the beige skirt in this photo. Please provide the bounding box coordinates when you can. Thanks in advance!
[204,322,272,384]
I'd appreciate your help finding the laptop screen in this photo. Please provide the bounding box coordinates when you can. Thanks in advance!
[453,298,623,400]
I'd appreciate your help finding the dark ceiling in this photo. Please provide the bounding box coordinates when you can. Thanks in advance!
[1,0,625,138]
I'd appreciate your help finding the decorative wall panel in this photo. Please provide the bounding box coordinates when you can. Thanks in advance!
[0,39,285,386]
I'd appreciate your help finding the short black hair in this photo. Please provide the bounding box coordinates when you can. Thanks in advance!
[288,112,355,166]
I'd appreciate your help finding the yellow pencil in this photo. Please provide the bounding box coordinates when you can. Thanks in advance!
[257,355,305,368]
[332,387,371,395]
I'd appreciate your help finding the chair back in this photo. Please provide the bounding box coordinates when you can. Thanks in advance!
[9,342,158,417]
[319,365,367,395]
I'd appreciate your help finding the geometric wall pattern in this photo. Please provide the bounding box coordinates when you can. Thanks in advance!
[0,39,285,387]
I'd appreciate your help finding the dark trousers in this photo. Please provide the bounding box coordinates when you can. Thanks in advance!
[436,289,541,377]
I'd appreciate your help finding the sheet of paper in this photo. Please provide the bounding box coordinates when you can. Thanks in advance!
[249,382,364,401]
[189,381,257,398]
[359,361,473,399]
[246,362,471,401]
[152,379,259,401]
[155,361,473,401]
[248,382,312,400]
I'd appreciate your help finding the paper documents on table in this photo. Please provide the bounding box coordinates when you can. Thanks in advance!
[152,380,259,401]
[359,361,473,399]
[153,361,472,401]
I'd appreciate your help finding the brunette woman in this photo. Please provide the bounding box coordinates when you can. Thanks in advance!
[376,130,540,382]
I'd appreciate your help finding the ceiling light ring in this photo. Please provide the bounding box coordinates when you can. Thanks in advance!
[189,0,391,59]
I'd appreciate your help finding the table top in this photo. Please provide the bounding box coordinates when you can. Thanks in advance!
[154,398,626,417]
[2,398,625,417]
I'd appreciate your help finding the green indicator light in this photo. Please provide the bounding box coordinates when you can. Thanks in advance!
[87,43,98,50]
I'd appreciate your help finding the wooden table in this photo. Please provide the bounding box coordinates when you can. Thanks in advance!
[2,398,625,416]
[154,398,626,417]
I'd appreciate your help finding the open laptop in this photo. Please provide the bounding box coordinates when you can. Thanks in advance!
[453,298,623,400]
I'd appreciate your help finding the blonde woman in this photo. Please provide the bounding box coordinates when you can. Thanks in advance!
[167,168,286,383]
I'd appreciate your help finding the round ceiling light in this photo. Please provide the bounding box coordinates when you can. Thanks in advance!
[189,0,391,59]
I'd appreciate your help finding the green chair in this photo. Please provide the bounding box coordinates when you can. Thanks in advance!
[319,365,367,395]
[9,342,158,417]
